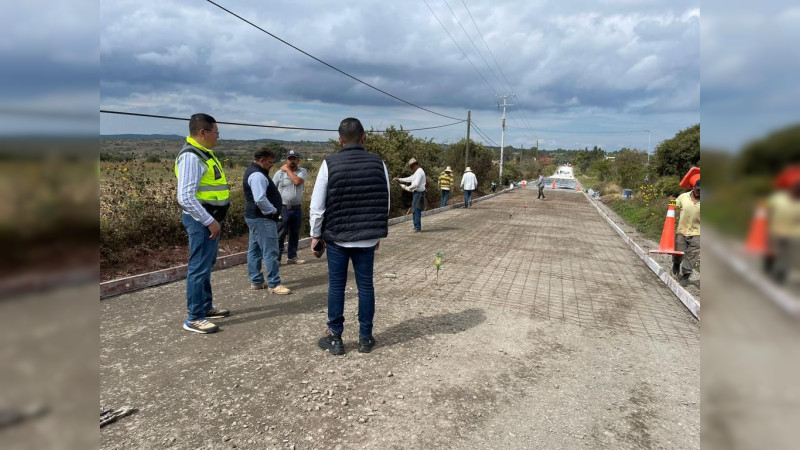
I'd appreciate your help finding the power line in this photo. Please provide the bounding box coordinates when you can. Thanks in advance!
[421,0,498,97]
[506,126,649,134]
[441,0,506,92]
[460,0,540,136]
[470,121,500,146]
[461,0,516,95]
[100,110,464,133]
[206,0,462,121]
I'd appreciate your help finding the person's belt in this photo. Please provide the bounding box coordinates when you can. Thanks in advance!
[283,204,302,210]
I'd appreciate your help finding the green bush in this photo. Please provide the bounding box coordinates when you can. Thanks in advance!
[654,176,682,198]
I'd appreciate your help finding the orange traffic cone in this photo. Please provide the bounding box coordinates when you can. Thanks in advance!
[551,180,556,189]
[649,201,684,255]
[745,203,769,255]
[577,184,581,192]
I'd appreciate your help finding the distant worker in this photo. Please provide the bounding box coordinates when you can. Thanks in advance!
[393,158,427,232]
[175,113,230,334]
[460,166,478,208]
[273,149,307,265]
[490,180,497,192]
[310,117,390,355]
[672,167,700,287]
[243,147,292,295]
[438,166,453,207]
[535,172,546,199]
[764,166,800,283]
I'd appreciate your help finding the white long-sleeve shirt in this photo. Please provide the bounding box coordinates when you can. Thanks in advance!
[397,167,426,192]
[309,160,391,248]
[247,172,278,216]
[176,152,214,226]
[461,172,478,190]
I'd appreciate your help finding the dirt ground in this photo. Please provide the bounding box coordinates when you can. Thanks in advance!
[101,189,699,449]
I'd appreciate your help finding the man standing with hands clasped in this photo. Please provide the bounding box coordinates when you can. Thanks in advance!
[243,148,292,295]
[273,150,307,265]
[310,118,390,355]
[175,113,231,334]
[393,158,426,231]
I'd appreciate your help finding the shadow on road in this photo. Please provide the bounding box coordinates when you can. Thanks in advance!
[219,292,326,327]
[375,307,486,349]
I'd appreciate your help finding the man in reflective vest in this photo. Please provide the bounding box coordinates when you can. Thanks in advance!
[175,113,231,334]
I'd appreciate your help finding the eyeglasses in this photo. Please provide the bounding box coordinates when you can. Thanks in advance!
[203,129,220,136]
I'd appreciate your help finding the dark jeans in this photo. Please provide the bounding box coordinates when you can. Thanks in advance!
[182,214,220,321]
[412,191,425,230]
[538,185,545,199]
[672,234,699,276]
[277,205,302,260]
[464,190,473,207]
[440,190,450,208]
[326,242,377,337]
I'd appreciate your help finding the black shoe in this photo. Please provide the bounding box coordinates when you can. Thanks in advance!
[358,336,375,353]
[672,262,680,277]
[318,334,345,355]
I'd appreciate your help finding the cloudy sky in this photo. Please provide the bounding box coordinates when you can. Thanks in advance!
[95,0,703,152]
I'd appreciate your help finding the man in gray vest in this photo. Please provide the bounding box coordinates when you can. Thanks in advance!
[273,149,307,265]
[310,118,390,355]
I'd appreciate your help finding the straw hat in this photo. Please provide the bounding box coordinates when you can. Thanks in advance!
[444,166,452,173]
[465,167,473,172]
[407,158,418,166]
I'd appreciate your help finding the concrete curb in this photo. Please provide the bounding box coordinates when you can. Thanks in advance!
[706,231,800,318]
[100,187,517,299]
[582,192,700,320]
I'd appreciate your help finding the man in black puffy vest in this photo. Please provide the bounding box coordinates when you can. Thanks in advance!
[310,118,390,355]
[243,148,292,295]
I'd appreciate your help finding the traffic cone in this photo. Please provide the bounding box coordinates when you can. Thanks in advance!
[577,184,581,192]
[551,180,556,189]
[649,201,684,255]
[745,203,769,255]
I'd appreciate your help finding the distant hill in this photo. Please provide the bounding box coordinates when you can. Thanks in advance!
[101,134,184,140]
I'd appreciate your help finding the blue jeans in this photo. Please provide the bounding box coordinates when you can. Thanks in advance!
[326,242,376,338]
[440,190,450,208]
[412,191,425,230]
[182,214,220,321]
[464,190,473,208]
[277,206,302,260]
[245,218,282,288]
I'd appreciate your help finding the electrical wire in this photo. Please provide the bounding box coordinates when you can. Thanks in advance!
[421,0,498,97]
[442,0,505,93]
[99,110,464,133]
[206,0,462,121]
[506,126,649,134]
[470,121,500,147]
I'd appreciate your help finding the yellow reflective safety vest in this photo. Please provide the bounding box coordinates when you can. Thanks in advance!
[174,137,230,206]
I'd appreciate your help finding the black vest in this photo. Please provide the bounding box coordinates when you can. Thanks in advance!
[242,162,283,220]
[322,145,389,242]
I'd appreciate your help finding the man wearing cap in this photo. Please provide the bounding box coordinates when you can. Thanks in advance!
[672,167,700,287]
[273,149,307,265]
[394,158,427,232]
[438,166,453,207]
[764,166,800,283]
[535,172,546,199]
[175,113,231,334]
[460,167,478,208]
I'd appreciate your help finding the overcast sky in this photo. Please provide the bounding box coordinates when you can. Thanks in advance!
[94,0,703,152]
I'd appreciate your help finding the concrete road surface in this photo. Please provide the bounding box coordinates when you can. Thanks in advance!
[101,189,699,449]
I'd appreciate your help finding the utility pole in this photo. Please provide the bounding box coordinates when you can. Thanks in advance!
[535,139,539,161]
[645,129,651,165]
[497,94,514,184]
[465,110,471,168]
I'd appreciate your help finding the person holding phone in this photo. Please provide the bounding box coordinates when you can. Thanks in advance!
[309,118,390,355]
